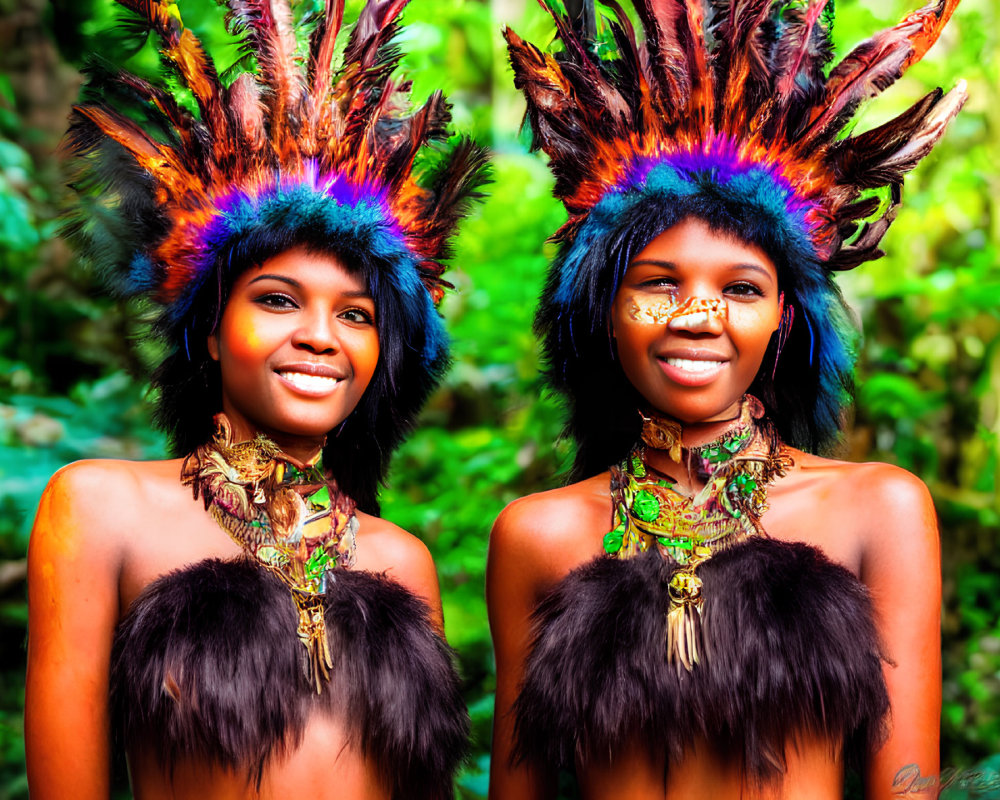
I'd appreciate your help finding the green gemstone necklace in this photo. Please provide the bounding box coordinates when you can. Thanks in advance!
[605,395,791,670]
[181,414,358,693]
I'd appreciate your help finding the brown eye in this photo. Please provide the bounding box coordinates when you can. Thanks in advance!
[725,282,764,298]
[341,307,375,325]
[254,293,298,309]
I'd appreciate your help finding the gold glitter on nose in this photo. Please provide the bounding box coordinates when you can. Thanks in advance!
[627,296,728,326]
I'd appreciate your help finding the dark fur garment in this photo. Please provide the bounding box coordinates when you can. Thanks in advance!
[512,538,889,782]
[111,558,468,799]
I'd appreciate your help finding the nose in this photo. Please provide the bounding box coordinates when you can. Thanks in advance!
[666,297,728,334]
[291,308,339,354]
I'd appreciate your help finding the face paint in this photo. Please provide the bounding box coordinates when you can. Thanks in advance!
[220,305,261,361]
[627,295,729,327]
[240,323,261,354]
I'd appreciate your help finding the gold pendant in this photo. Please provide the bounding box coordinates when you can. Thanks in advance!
[666,570,703,670]
[295,595,333,693]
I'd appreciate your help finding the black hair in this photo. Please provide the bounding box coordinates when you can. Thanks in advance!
[152,225,447,514]
[536,190,857,481]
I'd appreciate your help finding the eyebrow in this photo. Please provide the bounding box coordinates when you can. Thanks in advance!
[628,259,776,281]
[247,273,373,299]
[248,273,301,288]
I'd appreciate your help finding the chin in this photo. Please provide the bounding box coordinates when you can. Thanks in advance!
[648,391,744,425]
[278,416,344,440]
[251,406,348,443]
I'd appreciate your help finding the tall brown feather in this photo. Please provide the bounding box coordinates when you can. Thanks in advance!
[797,0,960,151]
[117,0,231,162]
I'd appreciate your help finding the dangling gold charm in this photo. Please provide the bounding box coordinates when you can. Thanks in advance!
[666,570,703,669]
[609,398,791,672]
[295,593,333,693]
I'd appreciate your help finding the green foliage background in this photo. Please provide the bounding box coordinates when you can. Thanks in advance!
[0,0,996,796]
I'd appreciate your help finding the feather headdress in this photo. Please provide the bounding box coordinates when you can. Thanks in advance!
[508,0,966,464]
[65,0,489,361]
[64,0,489,512]
[507,0,965,273]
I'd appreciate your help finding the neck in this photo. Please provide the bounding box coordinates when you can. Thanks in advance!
[221,413,326,467]
[642,446,691,482]
[676,412,742,449]
[638,398,754,481]
[266,433,326,466]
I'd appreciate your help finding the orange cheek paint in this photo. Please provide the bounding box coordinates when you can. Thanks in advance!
[222,305,263,359]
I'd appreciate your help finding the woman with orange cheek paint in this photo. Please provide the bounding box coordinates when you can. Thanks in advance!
[488,1,962,798]
[25,1,488,799]
[208,248,380,456]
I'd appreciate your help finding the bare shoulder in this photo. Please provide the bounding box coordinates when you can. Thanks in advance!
[490,474,610,594]
[36,460,153,546]
[355,512,442,620]
[32,457,193,563]
[43,457,186,505]
[44,458,143,501]
[492,474,610,553]
[356,512,434,573]
[793,450,932,509]
[29,459,186,623]
[847,461,938,568]
[850,460,933,510]
[789,450,937,548]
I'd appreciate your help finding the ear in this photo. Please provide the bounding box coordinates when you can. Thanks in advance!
[206,332,220,361]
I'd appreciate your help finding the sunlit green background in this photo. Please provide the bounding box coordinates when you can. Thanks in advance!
[0,0,997,797]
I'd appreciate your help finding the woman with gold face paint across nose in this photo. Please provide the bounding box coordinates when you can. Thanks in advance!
[487,1,965,798]
[24,2,488,798]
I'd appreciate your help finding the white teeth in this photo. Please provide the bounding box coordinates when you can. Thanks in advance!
[279,371,340,391]
[665,358,724,374]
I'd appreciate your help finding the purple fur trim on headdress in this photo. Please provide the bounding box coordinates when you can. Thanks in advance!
[621,136,822,239]
[185,160,404,286]
[552,137,826,310]
[160,159,421,329]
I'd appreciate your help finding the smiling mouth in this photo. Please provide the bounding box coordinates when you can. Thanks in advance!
[656,356,728,387]
[662,357,725,374]
[276,370,342,393]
